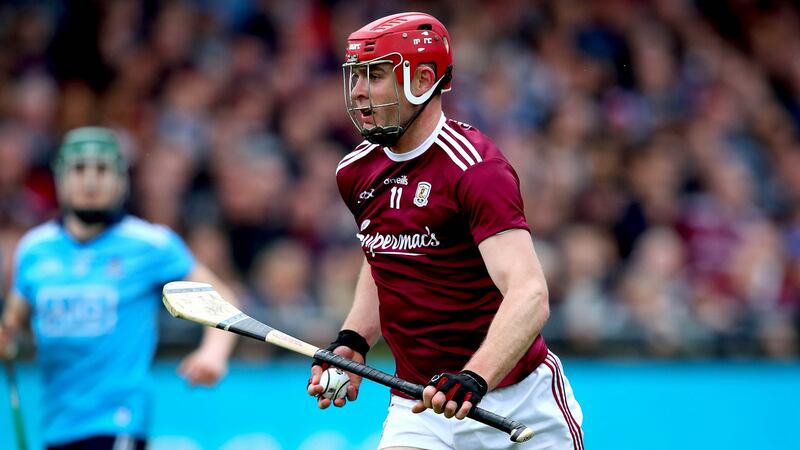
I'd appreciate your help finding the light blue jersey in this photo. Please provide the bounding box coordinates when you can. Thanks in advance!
[12,215,195,445]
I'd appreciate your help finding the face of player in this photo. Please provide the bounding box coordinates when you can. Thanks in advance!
[348,62,410,130]
[58,157,126,212]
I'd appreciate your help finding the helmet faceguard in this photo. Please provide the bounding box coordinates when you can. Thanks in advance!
[54,126,129,225]
[343,56,404,147]
[343,12,453,147]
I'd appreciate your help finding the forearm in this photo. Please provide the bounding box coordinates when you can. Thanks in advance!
[1,292,30,356]
[341,258,381,346]
[198,320,237,356]
[467,229,551,389]
[1,292,29,336]
[463,284,549,389]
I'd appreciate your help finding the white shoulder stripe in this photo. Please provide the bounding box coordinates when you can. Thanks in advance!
[346,141,371,157]
[339,141,371,164]
[338,143,376,169]
[439,129,476,166]
[443,124,482,162]
[336,144,378,174]
[435,138,468,171]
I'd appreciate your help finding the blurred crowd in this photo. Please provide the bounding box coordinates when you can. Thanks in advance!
[1,0,800,358]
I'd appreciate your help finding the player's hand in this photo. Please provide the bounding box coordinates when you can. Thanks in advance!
[412,370,488,420]
[178,346,229,386]
[307,345,364,409]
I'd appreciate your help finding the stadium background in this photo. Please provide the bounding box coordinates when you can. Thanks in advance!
[1,0,799,448]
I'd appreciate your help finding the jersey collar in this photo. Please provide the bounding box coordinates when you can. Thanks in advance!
[57,212,126,245]
[383,113,446,162]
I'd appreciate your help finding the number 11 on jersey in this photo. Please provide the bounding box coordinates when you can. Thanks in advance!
[390,186,402,209]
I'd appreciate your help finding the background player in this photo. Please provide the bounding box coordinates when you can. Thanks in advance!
[308,12,583,450]
[0,127,239,450]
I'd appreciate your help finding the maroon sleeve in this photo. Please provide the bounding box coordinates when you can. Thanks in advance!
[336,171,356,215]
[456,158,530,245]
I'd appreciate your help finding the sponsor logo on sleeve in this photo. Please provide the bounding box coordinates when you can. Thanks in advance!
[357,188,376,204]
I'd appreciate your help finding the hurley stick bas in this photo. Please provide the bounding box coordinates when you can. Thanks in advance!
[1,248,29,450]
[162,281,534,443]
[4,357,28,450]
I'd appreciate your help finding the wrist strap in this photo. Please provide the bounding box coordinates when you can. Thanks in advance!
[331,329,370,359]
[460,370,488,395]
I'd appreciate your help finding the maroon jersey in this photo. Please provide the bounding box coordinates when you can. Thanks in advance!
[336,115,548,394]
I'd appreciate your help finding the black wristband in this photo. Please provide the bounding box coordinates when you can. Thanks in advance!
[330,329,370,360]
[459,370,488,395]
[312,329,371,369]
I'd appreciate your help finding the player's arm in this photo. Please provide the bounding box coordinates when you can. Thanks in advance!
[466,229,549,385]
[176,263,240,385]
[308,257,381,407]
[414,229,549,419]
[340,257,382,345]
[0,292,30,358]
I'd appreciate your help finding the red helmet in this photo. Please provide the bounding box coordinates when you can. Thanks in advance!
[344,12,453,104]
[343,13,453,146]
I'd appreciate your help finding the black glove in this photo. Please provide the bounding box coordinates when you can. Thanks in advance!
[427,370,488,408]
[312,329,370,369]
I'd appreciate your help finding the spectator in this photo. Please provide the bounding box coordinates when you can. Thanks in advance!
[0,0,798,357]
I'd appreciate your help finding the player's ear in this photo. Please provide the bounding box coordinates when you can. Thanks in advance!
[413,64,437,96]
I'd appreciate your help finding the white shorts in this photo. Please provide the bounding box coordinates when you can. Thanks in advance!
[378,351,583,450]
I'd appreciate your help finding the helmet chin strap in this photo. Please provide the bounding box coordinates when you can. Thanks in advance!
[361,100,428,147]
[361,126,403,147]
[362,65,452,148]
[68,208,123,226]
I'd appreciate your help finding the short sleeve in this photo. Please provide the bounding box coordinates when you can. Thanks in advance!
[155,228,196,284]
[336,171,356,214]
[456,158,530,245]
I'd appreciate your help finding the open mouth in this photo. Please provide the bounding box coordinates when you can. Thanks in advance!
[358,108,374,125]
